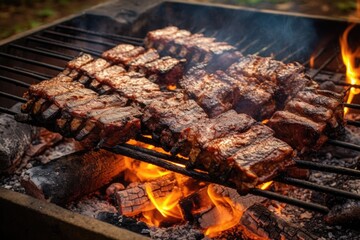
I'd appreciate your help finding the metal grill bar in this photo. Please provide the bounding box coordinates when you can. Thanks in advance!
[0,76,30,88]
[344,102,360,110]
[9,44,73,61]
[0,91,26,102]
[28,36,102,56]
[249,188,329,213]
[302,46,326,66]
[276,176,360,200]
[346,119,360,127]
[310,51,339,78]
[327,139,360,151]
[105,144,330,213]
[56,25,144,44]
[0,107,18,116]
[0,52,63,71]
[280,46,306,62]
[43,30,116,47]
[295,159,360,177]
[0,65,49,80]
[253,41,276,56]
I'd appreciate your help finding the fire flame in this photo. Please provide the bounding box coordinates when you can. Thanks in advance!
[340,23,360,114]
[143,184,183,225]
[204,185,243,238]
[309,54,315,68]
[122,139,246,235]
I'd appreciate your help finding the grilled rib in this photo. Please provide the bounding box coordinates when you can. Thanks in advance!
[21,75,142,148]
[146,27,344,152]
[144,26,242,70]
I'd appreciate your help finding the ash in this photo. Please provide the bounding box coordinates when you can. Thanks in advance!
[149,223,204,240]
[271,149,360,240]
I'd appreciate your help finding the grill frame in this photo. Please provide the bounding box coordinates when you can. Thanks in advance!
[1,0,360,238]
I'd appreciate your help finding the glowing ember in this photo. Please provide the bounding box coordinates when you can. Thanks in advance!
[257,181,273,190]
[261,119,269,124]
[167,84,177,91]
[204,185,243,238]
[340,23,360,114]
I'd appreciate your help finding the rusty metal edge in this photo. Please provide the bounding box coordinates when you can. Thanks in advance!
[0,187,149,240]
[172,0,360,24]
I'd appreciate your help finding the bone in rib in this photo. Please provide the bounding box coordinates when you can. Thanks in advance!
[20,56,294,194]
[145,26,344,152]
[19,26,345,194]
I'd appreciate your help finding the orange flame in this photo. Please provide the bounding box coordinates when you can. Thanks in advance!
[340,24,360,114]
[309,54,315,68]
[143,184,183,226]
[122,139,245,235]
[167,84,177,91]
[122,140,172,182]
[204,185,244,238]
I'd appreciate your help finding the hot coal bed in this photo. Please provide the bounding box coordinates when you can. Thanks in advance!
[1,0,360,239]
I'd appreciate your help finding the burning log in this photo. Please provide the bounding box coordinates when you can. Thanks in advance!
[21,150,127,205]
[115,173,178,216]
[240,203,317,240]
[0,104,38,173]
[180,184,265,225]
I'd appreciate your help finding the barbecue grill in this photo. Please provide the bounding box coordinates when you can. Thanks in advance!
[1,0,360,239]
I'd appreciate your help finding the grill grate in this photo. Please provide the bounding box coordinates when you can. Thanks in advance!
[1,2,360,214]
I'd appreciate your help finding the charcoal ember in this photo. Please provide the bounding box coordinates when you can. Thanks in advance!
[0,103,38,173]
[21,150,128,205]
[325,200,360,227]
[96,212,150,236]
[324,177,360,228]
[115,174,178,216]
[149,223,203,240]
[240,203,318,240]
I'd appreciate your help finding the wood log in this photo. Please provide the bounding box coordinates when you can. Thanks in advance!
[179,184,265,228]
[0,103,38,173]
[240,203,318,240]
[21,150,127,205]
[115,173,178,216]
[179,186,214,222]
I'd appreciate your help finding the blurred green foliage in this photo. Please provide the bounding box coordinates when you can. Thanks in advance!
[0,0,104,40]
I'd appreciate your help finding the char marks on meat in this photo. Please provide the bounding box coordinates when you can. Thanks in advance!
[145,26,242,70]
[180,66,236,118]
[142,93,208,151]
[18,26,347,195]
[102,44,145,65]
[268,110,328,152]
